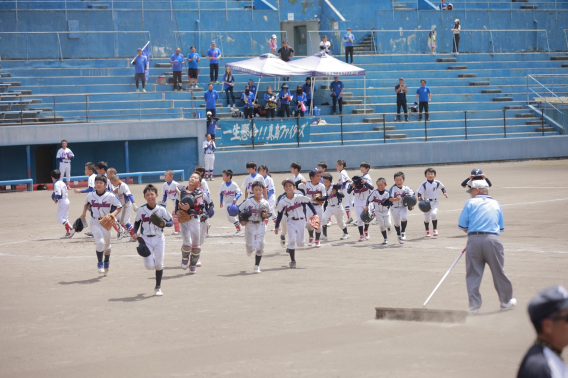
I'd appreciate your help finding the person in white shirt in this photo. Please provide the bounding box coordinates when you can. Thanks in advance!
[298,169,327,247]
[417,167,448,237]
[160,170,180,235]
[319,35,331,55]
[110,175,138,241]
[219,169,243,235]
[202,134,216,181]
[51,169,74,239]
[55,140,74,188]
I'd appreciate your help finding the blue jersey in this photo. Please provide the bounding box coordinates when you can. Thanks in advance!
[186,52,201,69]
[241,93,254,108]
[204,90,219,109]
[343,33,354,47]
[302,83,316,100]
[170,53,184,71]
[132,55,148,74]
[223,74,234,91]
[330,81,344,98]
[417,86,431,102]
[207,48,221,64]
[279,90,291,105]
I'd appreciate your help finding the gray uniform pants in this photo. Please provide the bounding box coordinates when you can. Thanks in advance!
[465,234,513,310]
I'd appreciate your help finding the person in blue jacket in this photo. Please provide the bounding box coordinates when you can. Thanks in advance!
[203,83,219,117]
[278,83,292,118]
[241,85,254,119]
[293,85,307,117]
[132,48,148,92]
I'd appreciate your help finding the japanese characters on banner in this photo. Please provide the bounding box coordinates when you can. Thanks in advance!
[218,119,311,146]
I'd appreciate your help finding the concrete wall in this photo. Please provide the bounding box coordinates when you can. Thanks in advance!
[215,136,568,175]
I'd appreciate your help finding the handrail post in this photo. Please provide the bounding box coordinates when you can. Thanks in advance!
[383,114,386,144]
[296,116,300,147]
[424,116,428,141]
[541,108,545,136]
[251,119,255,149]
[503,109,506,138]
[20,96,23,125]
[139,93,141,121]
[53,97,56,124]
[464,111,467,140]
[340,115,344,145]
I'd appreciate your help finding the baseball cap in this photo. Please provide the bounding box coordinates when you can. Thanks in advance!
[281,83,289,89]
[272,34,277,39]
[309,168,323,178]
[211,40,216,45]
[206,111,212,116]
[528,285,568,329]
[281,178,295,186]
[137,48,142,51]
[455,18,459,22]
[471,168,483,176]
[399,77,404,80]
[466,179,489,193]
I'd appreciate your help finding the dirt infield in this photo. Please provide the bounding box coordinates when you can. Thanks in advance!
[1,160,567,377]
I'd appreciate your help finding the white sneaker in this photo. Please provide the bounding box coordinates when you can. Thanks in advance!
[364,231,370,240]
[136,89,140,93]
[155,286,163,296]
[97,262,105,274]
[358,234,365,242]
[85,232,93,237]
[326,220,332,226]
[117,231,124,240]
[340,233,350,240]
[500,298,517,311]
[307,237,314,247]
[60,233,71,239]
[234,230,244,236]
[372,219,379,225]
[189,265,197,274]
[315,240,321,247]
[398,236,404,244]
[425,230,431,237]
[254,265,261,274]
[172,231,180,235]
[127,237,136,242]
[210,177,214,181]
[196,259,202,267]
[401,232,406,241]
[280,236,286,248]
[142,88,147,93]
[382,238,389,245]
[181,258,189,270]
[433,229,439,237]
[68,229,75,238]
[346,217,353,224]
[469,308,479,315]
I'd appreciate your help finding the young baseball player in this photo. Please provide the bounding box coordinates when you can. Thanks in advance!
[176,172,213,273]
[203,134,216,181]
[105,167,128,239]
[290,162,307,186]
[299,169,326,247]
[317,161,328,175]
[365,178,392,245]
[317,162,332,225]
[238,181,270,273]
[389,172,415,244]
[347,175,374,241]
[321,173,349,240]
[242,161,267,198]
[160,170,180,235]
[461,168,492,193]
[417,168,448,237]
[258,165,275,226]
[74,162,96,194]
[51,169,75,239]
[195,166,212,237]
[110,175,138,241]
[56,140,74,188]
[94,161,113,191]
[132,184,173,296]
[274,178,318,268]
[107,167,117,177]
[219,169,243,235]
[80,175,122,275]
[335,160,353,223]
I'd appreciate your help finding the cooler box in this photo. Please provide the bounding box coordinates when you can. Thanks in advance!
[313,107,321,116]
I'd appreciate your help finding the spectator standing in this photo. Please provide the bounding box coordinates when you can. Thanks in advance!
[452,19,461,56]
[241,85,254,119]
[222,67,235,107]
[293,85,307,117]
[457,179,515,314]
[416,79,431,121]
[343,28,355,64]
[269,34,278,54]
[320,35,331,55]
[330,76,344,115]
[517,285,568,378]
[428,31,437,54]
[395,77,408,122]
[186,46,201,89]
[278,41,295,81]
[302,77,316,113]
[170,47,185,91]
[207,41,222,84]
[206,112,219,141]
[132,47,148,93]
[278,83,292,118]
[264,86,277,120]
[247,79,260,116]
[204,83,219,117]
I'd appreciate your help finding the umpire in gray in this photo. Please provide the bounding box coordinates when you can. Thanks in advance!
[458,179,515,314]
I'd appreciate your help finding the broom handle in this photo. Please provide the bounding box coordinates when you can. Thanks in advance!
[423,248,466,307]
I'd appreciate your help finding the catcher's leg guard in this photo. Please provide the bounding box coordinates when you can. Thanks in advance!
[190,247,201,266]
[172,210,180,233]
[181,244,191,260]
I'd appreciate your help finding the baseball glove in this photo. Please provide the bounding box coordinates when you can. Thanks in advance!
[309,215,320,230]
[260,204,270,219]
[150,212,166,228]
[176,210,191,223]
[99,214,115,231]
[313,195,325,206]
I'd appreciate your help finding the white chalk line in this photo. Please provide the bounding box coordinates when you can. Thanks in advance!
[502,187,568,189]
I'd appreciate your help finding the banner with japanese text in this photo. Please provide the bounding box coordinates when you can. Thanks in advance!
[217,119,310,146]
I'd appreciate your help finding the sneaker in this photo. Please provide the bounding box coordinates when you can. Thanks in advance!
[97,262,105,274]
[189,265,197,274]
[398,236,404,244]
[86,232,93,237]
[433,229,439,237]
[215,81,220,84]
[136,89,140,93]
[340,233,350,240]
[104,261,110,275]
[117,231,124,241]
[320,235,328,241]
[326,220,332,226]
[358,234,365,242]
[307,237,314,247]
[174,89,178,92]
[469,307,480,315]
[172,231,180,235]
[60,232,71,239]
[286,248,290,254]
[365,231,370,240]
[234,230,244,236]
[196,259,202,267]
[181,258,189,270]
[254,265,261,274]
[425,230,431,237]
[401,232,406,241]
[142,89,147,93]
[68,229,75,238]
[280,235,286,248]
[128,237,136,242]
[346,217,353,224]
[315,240,321,248]
[332,112,336,115]
[289,261,296,269]
[382,238,389,245]
[210,177,214,181]
[155,286,163,296]
[500,298,517,311]
[372,219,379,225]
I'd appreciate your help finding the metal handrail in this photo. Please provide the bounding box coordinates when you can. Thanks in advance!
[529,88,563,114]
[564,29,568,53]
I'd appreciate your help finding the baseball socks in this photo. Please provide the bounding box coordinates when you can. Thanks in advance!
[96,251,104,273]
[254,255,262,273]
[308,230,314,246]
[155,269,163,296]
[288,249,296,268]
[315,232,321,247]
[364,224,370,239]
[432,220,438,236]
[322,225,327,237]
[103,253,110,275]
[424,222,431,237]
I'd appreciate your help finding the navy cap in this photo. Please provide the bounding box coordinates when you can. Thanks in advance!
[471,168,483,176]
[528,285,568,328]
[281,178,295,186]
[309,168,323,178]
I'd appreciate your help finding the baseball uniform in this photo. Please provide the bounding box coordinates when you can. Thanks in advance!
[238,197,270,256]
[56,147,74,185]
[85,190,122,254]
[219,180,242,225]
[133,204,173,271]
[242,173,265,197]
[203,140,216,179]
[417,179,446,222]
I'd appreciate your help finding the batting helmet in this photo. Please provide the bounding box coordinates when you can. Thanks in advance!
[180,194,195,209]
[238,208,252,222]
[227,204,239,217]
[332,183,342,191]
[73,218,84,233]
[403,195,417,209]
[136,238,151,257]
[418,199,431,213]
[359,210,375,224]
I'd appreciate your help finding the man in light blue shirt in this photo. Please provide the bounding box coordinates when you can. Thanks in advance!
[458,179,515,314]
[170,47,185,91]
[186,46,201,90]
[132,48,148,92]
[203,83,219,117]
[416,79,432,121]
[207,41,222,84]
[343,27,355,64]
[330,76,344,115]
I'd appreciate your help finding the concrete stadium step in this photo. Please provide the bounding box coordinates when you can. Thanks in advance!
[526,120,546,125]
[373,126,397,131]
[535,126,554,132]
[437,58,457,63]
[0,73,11,77]
[352,109,374,114]
[448,66,468,70]
[520,5,538,9]
[470,81,490,86]
[11,90,32,95]
[551,56,568,61]
[87,3,110,9]
[459,74,478,78]
[385,134,407,139]
[2,81,21,86]
[482,89,502,93]
[493,97,513,101]
[515,113,536,118]
[364,117,385,123]
[342,100,363,105]
[504,105,524,109]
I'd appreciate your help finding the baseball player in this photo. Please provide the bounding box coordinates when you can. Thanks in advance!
[74,162,97,236]
[461,168,492,195]
[56,140,74,188]
[274,178,318,269]
[132,184,173,296]
[335,160,353,223]
[103,166,128,239]
[258,165,275,226]
[160,170,180,235]
[365,178,392,245]
[176,172,213,273]
[321,173,349,240]
[389,172,415,244]
[242,161,267,198]
[94,161,113,191]
[219,169,243,235]
[203,134,216,181]
[347,175,374,241]
[299,169,326,247]
[195,166,213,238]
[80,175,122,275]
[51,169,75,239]
[290,162,307,186]
[110,175,138,242]
[238,181,271,273]
[417,168,448,237]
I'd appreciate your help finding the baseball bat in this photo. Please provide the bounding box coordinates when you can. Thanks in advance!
[423,247,466,307]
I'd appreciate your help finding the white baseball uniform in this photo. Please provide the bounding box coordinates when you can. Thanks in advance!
[161,179,179,223]
[238,197,270,256]
[276,194,313,249]
[300,181,326,233]
[201,178,210,197]
[417,179,446,222]
[263,174,276,217]
[322,184,346,230]
[367,189,392,231]
[348,181,374,226]
[56,147,74,185]
[177,185,213,251]
[53,179,70,225]
[390,184,415,226]
[114,181,135,228]
[219,180,242,224]
[203,140,216,175]
[85,190,122,253]
[242,173,265,197]
[337,169,353,217]
[134,204,172,271]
